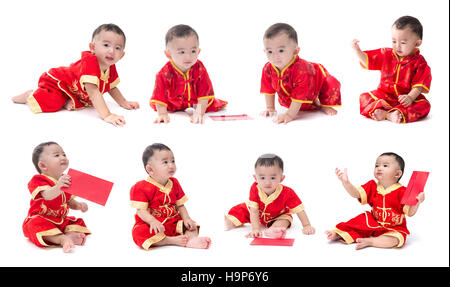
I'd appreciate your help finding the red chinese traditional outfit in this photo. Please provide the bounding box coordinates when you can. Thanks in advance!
[226,182,304,227]
[130,177,189,250]
[260,55,341,110]
[27,51,120,113]
[150,60,227,112]
[22,174,90,247]
[359,48,431,123]
[332,180,412,247]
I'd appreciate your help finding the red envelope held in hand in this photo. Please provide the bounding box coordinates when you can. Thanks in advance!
[61,168,114,206]
[401,171,429,205]
[209,114,253,121]
[250,237,295,246]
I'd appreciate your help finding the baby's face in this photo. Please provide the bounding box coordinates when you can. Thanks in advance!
[39,144,69,178]
[254,164,285,195]
[146,149,176,185]
[391,27,422,58]
[374,155,402,185]
[90,30,126,71]
[264,33,299,71]
[166,35,200,73]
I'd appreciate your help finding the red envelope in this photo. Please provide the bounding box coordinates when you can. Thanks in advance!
[209,114,253,121]
[250,237,295,246]
[61,168,114,206]
[401,171,429,205]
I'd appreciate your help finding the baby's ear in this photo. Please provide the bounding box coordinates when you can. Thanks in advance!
[294,46,300,55]
[396,169,403,180]
[252,174,257,181]
[415,39,422,48]
[145,164,153,175]
[164,50,172,59]
[89,42,95,53]
[38,161,47,172]
[280,174,286,183]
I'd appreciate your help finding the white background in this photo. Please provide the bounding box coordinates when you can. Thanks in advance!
[0,0,448,267]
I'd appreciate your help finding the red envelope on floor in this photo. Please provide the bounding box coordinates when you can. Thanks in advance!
[401,171,429,205]
[250,237,295,246]
[61,168,114,206]
[209,114,253,121]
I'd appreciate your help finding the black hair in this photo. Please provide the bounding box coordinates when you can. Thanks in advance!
[379,152,405,181]
[142,143,172,169]
[32,142,59,173]
[264,23,298,44]
[165,24,199,46]
[254,154,284,171]
[92,23,126,46]
[393,16,423,40]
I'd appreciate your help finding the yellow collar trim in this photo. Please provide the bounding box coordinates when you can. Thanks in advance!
[376,182,403,196]
[272,56,297,77]
[170,60,191,79]
[146,177,173,194]
[257,184,283,206]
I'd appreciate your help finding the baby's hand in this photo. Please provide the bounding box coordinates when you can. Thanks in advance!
[184,218,197,231]
[190,112,205,124]
[154,113,170,124]
[351,39,361,51]
[104,113,126,127]
[416,192,425,204]
[245,230,262,238]
[149,220,165,234]
[398,94,413,107]
[335,168,349,184]
[275,112,295,124]
[57,174,71,189]
[260,108,277,117]
[302,224,315,235]
[121,101,140,110]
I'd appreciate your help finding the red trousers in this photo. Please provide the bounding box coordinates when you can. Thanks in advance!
[360,90,430,123]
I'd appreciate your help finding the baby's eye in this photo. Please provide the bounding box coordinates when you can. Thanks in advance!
[163,160,169,164]
[115,46,122,51]
[191,49,197,53]
[179,50,185,54]
[383,164,388,167]
[271,176,276,180]
[267,50,273,54]
[103,43,110,48]
[278,49,284,53]
[260,176,265,180]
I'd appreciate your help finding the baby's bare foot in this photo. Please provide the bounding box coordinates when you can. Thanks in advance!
[63,100,75,111]
[373,109,387,121]
[355,238,371,250]
[12,90,33,104]
[224,215,235,231]
[320,106,338,115]
[66,232,86,246]
[186,237,211,249]
[325,230,340,241]
[386,110,402,123]
[264,227,287,239]
[60,236,75,253]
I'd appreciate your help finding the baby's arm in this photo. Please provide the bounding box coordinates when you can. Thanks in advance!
[335,168,361,199]
[68,198,88,212]
[190,98,209,124]
[154,103,170,124]
[275,101,301,124]
[246,207,262,238]
[296,210,315,235]
[352,39,368,69]
[398,87,424,107]
[41,174,70,200]
[108,87,140,110]
[136,209,165,234]
[85,83,126,127]
[406,192,425,217]
[261,94,277,117]
[178,205,197,231]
